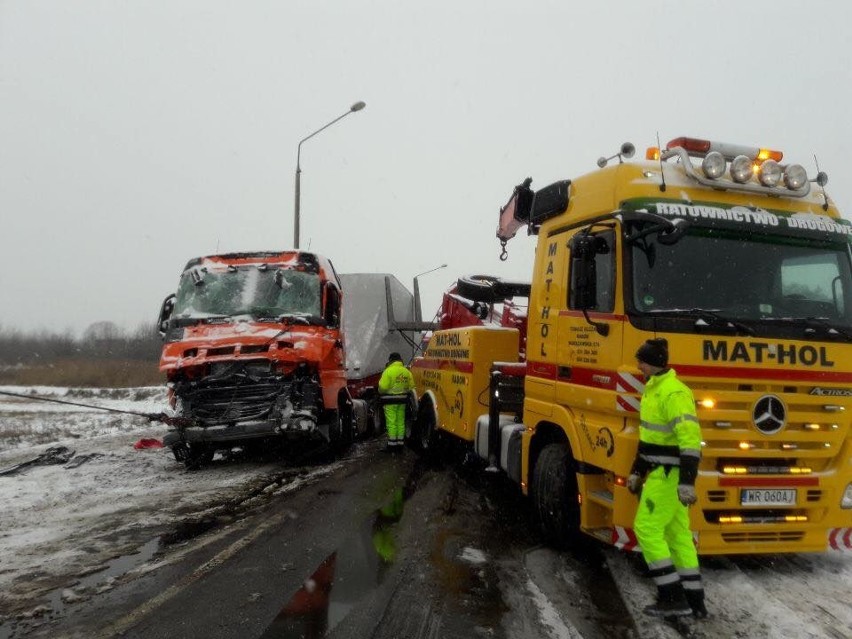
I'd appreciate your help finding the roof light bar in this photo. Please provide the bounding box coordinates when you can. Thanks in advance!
[667,136,783,162]
[662,136,812,197]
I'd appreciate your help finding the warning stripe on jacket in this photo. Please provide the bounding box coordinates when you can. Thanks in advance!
[616,371,644,412]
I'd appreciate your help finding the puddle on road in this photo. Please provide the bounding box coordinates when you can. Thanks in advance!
[430,527,509,632]
[257,458,513,639]
[257,487,406,638]
[0,537,161,639]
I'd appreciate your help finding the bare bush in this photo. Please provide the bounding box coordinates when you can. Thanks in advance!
[0,322,163,387]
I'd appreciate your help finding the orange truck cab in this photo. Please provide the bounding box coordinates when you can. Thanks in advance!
[157,251,414,467]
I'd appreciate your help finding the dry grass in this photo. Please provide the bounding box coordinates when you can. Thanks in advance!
[0,359,162,388]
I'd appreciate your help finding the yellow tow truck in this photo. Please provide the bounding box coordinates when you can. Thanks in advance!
[409,136,852,555]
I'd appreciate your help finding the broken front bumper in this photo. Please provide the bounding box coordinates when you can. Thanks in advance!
[162,413,328,448]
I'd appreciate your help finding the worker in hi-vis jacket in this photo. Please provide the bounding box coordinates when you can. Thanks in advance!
[378,352,414,450]
[627,338,708,620]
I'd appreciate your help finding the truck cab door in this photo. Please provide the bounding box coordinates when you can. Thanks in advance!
[556,228,625,421]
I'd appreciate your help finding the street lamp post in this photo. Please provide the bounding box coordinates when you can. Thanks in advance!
[413,264,447,322]
[294,100,366,249]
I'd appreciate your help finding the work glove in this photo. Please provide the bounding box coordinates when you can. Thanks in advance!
[677,484,697,506]
[626,473,644,495]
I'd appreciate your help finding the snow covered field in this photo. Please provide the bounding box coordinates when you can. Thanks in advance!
[0,386,329,620]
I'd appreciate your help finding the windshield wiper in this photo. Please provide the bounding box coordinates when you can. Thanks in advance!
[646,308,755,335]
[254,313,326,326]
[173,314,233,327]
[686,308,755,335]
[763,316,852,341]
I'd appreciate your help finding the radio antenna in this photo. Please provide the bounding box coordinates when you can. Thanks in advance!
[657,132,666,192]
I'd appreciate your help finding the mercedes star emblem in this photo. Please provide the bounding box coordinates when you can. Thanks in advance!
[752,394,786,435]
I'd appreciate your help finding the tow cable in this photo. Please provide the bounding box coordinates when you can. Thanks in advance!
[0,389,194,427]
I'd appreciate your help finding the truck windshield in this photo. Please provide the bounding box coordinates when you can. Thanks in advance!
[629,227,852,332]
[172,266,322,320]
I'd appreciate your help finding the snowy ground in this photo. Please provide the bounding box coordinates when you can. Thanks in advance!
[0,386,333,619]
[2,386,852,638]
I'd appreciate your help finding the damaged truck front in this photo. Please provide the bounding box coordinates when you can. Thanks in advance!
[157,251,359,467]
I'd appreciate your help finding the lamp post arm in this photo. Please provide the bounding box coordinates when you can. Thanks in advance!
[296,110,353,170]
[293,101,365,249]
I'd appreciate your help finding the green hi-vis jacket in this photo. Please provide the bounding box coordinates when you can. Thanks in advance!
[631,368,702,487]
[379,361,415,396]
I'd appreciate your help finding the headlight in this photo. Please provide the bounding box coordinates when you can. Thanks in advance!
[758,159,782,187]
[784,164,808,190]
[730,155,753,183]
[701,151,726,179]
[166,327,186,343]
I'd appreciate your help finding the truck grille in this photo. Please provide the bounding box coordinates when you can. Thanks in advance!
[179,379,287,426]
[721,531,805,544]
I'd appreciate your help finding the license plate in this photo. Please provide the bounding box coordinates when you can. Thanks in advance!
[740,488,797,506]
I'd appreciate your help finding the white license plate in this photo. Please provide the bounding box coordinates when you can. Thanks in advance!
[740,488,797,506]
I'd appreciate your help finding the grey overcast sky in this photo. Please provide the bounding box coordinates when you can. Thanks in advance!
[2,1,851,336]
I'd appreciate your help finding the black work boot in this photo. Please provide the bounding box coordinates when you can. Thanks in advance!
[685,589,708,619]
[643,582,692,618]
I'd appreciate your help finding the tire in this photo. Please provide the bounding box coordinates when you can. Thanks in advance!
[456,275,531,303]
[404,390,418,442]
[171,442,189,463]
[185,443,214,470]
[371,398,385,437]
[332,409,353,454]
[413,399,438,458]
[530,442,580,549]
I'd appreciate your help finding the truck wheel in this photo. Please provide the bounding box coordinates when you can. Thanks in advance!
[332,409,354,455]
[413,400,439,459]
[185,443,214,470]
[531,442,580,549]
[371,399,384,438]
[342,409,354,448]
[171,442,189,463]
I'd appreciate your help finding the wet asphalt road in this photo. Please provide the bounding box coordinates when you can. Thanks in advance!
[19,439,641,639]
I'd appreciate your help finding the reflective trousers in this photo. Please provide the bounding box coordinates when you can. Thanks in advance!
[633,466,698,569]
[383,404,406,441]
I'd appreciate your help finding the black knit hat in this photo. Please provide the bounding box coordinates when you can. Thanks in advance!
[635,338,668,368]
[387,352,402,364]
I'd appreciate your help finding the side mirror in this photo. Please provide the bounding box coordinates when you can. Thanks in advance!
[569,234,599,310]
[569,233,610,336]
[324,284,341,328]
[158,294,176,337]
